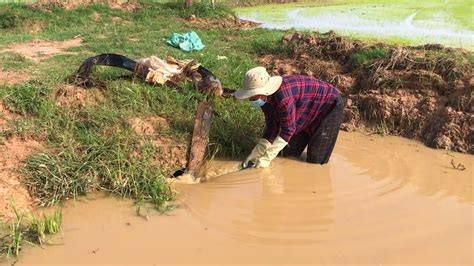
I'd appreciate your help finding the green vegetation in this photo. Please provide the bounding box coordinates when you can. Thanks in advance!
[351,46,390,67]
[0,204,63,257]
[160,1,235,18]
[235,0,474,48]
[0,7,23,29]
[0,52,33,70]
[0,1,269,225]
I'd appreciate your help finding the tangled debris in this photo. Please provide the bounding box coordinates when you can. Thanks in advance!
[260,32,473,153]
[69,53,233,97]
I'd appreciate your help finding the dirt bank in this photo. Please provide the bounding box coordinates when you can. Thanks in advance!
[0,103,41,220]
[185,14,259,30]
[259,32,473,153]
[31,0,140,12]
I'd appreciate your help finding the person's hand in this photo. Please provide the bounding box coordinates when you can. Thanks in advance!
[239,161,255,170]
[255,136,288,168]
[244,138,271,166]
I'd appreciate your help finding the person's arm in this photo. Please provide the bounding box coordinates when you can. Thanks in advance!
[276,98,296,143]
[240,104,277,169]
[255,99,296,168]
[261,104,280,143]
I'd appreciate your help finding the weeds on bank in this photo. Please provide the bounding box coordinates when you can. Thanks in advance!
[0,1,265,217]
[0,7,24,29]
[157,1,235,19]
[351,46,390,67]
[0,204,63,257]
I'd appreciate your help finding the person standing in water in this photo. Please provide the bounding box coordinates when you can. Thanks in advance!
[235,66,344,168]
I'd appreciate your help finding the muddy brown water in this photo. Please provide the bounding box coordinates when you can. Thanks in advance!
[11,132,473,265]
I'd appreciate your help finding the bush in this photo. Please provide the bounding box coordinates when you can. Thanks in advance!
[0,9,23,29]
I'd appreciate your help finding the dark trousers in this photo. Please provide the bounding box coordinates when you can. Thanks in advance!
[281,96,344,164]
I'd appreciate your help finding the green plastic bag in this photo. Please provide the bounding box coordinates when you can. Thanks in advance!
[166,31,205,52]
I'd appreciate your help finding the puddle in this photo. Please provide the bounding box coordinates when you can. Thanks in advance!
[12,132,473,264]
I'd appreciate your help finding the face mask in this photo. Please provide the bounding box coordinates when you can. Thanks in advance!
[250,98,266,108]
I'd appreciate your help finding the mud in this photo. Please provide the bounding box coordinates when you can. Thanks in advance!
[259,32,473,153]
[13,132,473,264]
[0,38,82,62]
[54,84,104,109]
[0,103,41,219]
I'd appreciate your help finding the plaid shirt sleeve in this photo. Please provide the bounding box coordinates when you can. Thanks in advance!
[261,104,279,143]
[275,98,296,143]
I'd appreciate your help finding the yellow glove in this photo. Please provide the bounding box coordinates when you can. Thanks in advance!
[242,138,271,168]
[256,136,288,168]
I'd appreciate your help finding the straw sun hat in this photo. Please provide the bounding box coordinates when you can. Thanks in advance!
[234,67,282,100]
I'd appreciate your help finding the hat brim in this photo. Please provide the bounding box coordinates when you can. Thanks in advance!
[234,76,282,100]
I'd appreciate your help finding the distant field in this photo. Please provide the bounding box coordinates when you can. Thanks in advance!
[236,0,474,49]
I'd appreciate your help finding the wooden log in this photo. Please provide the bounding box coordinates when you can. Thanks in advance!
[186,101,214,178]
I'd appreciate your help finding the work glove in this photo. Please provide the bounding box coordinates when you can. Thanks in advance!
[240,138,272,169]
[255,136,288,168]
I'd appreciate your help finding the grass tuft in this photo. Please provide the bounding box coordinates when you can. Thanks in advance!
[2,82,54,117]
[158,1,235,19]
[351,46,390,67]
[0,203,63,258]
[0,8,23,29]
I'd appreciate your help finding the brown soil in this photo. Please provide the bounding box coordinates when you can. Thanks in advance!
[32,0,140,11]
[0,70,29,85]
[186,14,258,30]
[0,104,40,220]
[128,117,187,172]
[92,11,102,21]
[0,38,82,62]
[259,32,473,153]
[54,84,104,109]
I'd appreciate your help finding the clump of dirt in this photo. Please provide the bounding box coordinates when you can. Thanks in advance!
[32,0,140,11]
[0,103,41,220]
[260,32,473,153]
[128,117,187,172]
[0,103,14,129]
[54,84,104,109]
[186,14,258,30]
[0,38,82,62]
[0,70,29,85]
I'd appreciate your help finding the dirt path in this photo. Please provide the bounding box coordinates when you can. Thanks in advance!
[0,38,82,62]
[13,132,473,264]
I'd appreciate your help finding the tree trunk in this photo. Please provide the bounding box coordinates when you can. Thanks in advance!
[186,101,214,178]
[185,0,193,7]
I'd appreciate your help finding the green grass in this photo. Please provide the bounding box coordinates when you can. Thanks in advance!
[0,203,63,257]
[0,2,267,222]
[351,46,390,67]
[235,0,474,48]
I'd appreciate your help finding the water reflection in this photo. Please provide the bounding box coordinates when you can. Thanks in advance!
[335,132,473,204]
[180,161,334,245]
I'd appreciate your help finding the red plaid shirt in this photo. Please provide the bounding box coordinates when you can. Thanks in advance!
[261,75,341,143]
